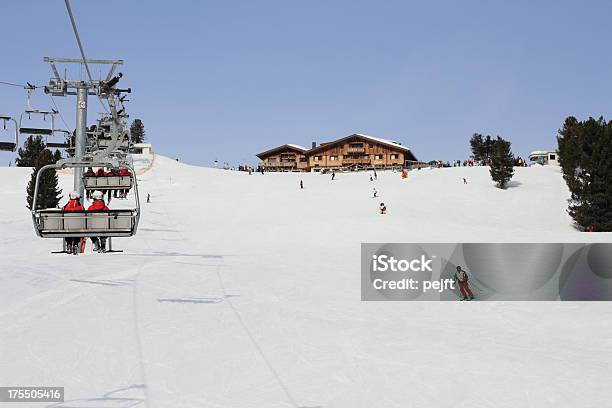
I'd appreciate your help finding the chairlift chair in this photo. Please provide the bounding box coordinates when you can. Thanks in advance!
[31,161,140,240]
[19,108,56,137]
[0,115,19,152]
[83,165,134,194]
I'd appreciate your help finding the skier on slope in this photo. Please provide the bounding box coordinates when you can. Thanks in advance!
[379,202,386,214]
[373,188,378,198]
[62,191,84,255]
[88,191,110,253]
[454,266,474,301]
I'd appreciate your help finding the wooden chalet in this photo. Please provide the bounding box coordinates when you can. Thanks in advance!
[256,144,309,172]
[257,134,418,172]
[307,134,417,171]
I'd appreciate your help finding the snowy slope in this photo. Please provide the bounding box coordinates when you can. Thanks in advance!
[0,155,611,408]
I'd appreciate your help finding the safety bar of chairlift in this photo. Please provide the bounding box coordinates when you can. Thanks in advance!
[32,161,140,238]
[0,116,19,152]
[19,110,57,137]
[35,209,136,238]
[83,175,134,190]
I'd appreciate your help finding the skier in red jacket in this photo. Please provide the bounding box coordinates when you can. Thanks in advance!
[88,191,110,252]
[63,191,84,211]
[63,191,84,255]
[454,266,474,301]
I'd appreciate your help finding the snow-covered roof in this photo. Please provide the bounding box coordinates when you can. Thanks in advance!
[529,150,556,158]
[256,143,309,159]
[133,143,152,148]
[286,144,308,151]
[310,133,413,155]
[353,133,409,152]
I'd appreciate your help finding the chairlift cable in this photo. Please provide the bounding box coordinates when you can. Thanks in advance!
[63,0,110,114]
[48,94,72,132]
[0,81,40,89]
[0,81,27,88]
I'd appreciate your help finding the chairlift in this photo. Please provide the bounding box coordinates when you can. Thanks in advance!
[46,129,72,149]
[19,86,57,136]
[31,161,140,244]
[0,115,19,152]
[82,163,134,196]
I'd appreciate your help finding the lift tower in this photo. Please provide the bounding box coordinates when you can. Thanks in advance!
[43,57,125,198]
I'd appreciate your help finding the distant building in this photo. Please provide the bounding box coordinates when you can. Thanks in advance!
[132,143,153,155]
[256,144,309,172]
[528,150,559,166]
[256,134,418,172]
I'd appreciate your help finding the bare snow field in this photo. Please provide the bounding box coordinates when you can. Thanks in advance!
[1,154,611,407]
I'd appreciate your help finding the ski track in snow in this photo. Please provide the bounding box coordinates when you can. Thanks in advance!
[0,155,611,407]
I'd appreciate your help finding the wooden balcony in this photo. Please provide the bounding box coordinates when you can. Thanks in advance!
[264,161,296,167]
[342,157,371,164]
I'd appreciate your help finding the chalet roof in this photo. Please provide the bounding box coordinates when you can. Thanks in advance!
[309,133,413,155]
[256,144,309,159]
[529,150,556,157]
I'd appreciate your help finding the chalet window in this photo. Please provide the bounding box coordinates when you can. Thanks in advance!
[349,143,363,148]
[369,144,374,148]
[268,157,277,162]
[390,154,397,159]
[330,156,338,161]
[299,157,307,162]
[549,154,556,160]
[314,156,322,161]
[375,155,382,160]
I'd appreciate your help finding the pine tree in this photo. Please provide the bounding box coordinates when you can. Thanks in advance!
[26,149,62,210]
[130,119,145,144]
[470,133,495,163]
[484,135,494,163]
[469,133,486,162]
[16,135,46,167]
[53,149,62,163]
[558,116,612,231]
[489,136,515,189]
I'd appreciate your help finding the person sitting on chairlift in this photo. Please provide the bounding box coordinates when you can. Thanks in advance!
[88,191,110,253]
[118,167,131,198]
[62,191,84,255]
[84,167,95,199]
[107,167,120,199]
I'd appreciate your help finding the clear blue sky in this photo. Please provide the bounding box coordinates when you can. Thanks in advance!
[1,0,611,166]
